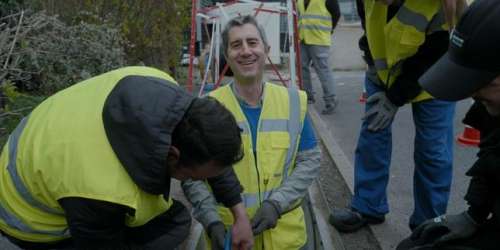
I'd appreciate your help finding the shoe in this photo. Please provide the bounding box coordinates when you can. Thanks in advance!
[321,99,338,115]
[329,208,385,233]
[307,95,315,104]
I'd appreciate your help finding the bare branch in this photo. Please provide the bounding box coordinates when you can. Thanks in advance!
[3,10,24,70]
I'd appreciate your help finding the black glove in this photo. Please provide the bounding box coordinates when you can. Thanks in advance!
[411,212,478,245]
[251,200,281,235]
[207,221,226,250]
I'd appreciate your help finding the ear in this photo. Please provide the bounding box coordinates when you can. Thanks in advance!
[265,45,271,54]
[167,146,180,168]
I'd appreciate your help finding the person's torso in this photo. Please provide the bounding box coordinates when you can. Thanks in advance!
[209,83,308,249]
[364,0,447,102]
[0,66,176,243]
[298,0,333,46]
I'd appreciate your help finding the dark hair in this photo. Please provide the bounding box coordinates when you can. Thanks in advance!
[221,15,269,57]
[171,96,243,168]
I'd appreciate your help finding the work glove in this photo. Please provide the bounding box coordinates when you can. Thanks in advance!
[411,212,478,245]
[207,221,226,250]
[251,200,281,235]
[364,92,398,132]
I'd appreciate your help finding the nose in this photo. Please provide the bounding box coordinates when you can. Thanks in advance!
[240,42,251,55]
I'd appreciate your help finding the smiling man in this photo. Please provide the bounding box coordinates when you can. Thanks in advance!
[182,15,321,250]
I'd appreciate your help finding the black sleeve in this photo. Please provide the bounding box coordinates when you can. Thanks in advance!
[465,175,492,224]
[59,197,191,250]
[355,0,374,66]
[385,31,449,107]
[207,168,243,207]
[326,0,341,31]
[58,197,139,250]
[464,155,497,224]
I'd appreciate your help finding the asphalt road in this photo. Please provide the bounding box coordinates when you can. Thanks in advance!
[310,70,479,250]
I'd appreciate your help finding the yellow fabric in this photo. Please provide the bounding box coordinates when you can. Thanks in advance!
[0,66,174,242]
[365,0,447,102]
[209,83,307,250]
[298,0,332,46]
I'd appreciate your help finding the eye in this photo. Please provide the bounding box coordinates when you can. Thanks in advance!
[248,39,259,46]
[230,42,241,49]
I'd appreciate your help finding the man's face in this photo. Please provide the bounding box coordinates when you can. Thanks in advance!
[225,23,269,83]
[472,75,500,116]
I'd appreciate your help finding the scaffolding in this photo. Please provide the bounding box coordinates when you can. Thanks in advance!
[186,0,303,96]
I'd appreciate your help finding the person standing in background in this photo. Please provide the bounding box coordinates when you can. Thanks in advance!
[298,0,340,114]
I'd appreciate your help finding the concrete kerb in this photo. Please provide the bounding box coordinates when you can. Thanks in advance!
[308,105,383,249]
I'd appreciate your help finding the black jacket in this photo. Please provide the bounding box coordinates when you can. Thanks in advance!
[8,75,243,250]
[355,0,449,107]
[462,102,500,227]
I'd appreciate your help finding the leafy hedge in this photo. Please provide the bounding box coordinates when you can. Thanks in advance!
[1,11,126,95]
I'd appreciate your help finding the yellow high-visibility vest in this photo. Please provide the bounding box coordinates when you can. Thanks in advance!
[0,67,174,243]
[365,0,448,102]
[298,0,333,46]
[210,83,307,249]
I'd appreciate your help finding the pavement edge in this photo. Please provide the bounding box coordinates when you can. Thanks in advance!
[308,106,384,249]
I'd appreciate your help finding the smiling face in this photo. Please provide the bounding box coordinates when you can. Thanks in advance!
[225,23,269,84]
[472,75,500,116]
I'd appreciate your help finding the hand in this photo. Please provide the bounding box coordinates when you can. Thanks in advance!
[364,92,398,131]
[207,221,225,250]
[251,200,281,235]
[230,203,253,250]
[441,0,467,28]
[411,212,478,245]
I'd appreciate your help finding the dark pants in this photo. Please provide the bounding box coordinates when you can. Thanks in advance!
[2,200,191,250]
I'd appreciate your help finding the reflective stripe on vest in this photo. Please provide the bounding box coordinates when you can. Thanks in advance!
[365,0,443,102]
[396,5,428,32]
[237,121,250,135]
[298,24,331,32]
[298,0,332,46]
[1,117,69,236]
[282,87,301,183]
[209,83,308,249]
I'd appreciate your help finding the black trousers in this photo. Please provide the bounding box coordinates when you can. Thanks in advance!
[2,199,191,250]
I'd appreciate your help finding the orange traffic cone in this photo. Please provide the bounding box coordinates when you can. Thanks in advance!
[457,125,480,147]
[359,86,367,103]
[457,100,481,147]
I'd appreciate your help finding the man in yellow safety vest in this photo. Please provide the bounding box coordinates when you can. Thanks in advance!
[183,15,321,250]
[297,0,340,114]
[0,66,252,249]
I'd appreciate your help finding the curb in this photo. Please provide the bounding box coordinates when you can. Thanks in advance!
[308,105,384,249]
[309,107,355,193]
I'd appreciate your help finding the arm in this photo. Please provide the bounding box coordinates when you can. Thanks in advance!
[385,31,449,106]
[181,179,221,228]
[207,168,243,207]
[326,0,341,32]
[355,0,374,66]
[183,173,253,250]
[59,197,181,250]
[267,115,321,213]
[267,146,321,213]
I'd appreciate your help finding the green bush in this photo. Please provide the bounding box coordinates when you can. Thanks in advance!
[1,11,126,95]
[24,15,126,94]
[0,82,45,147]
